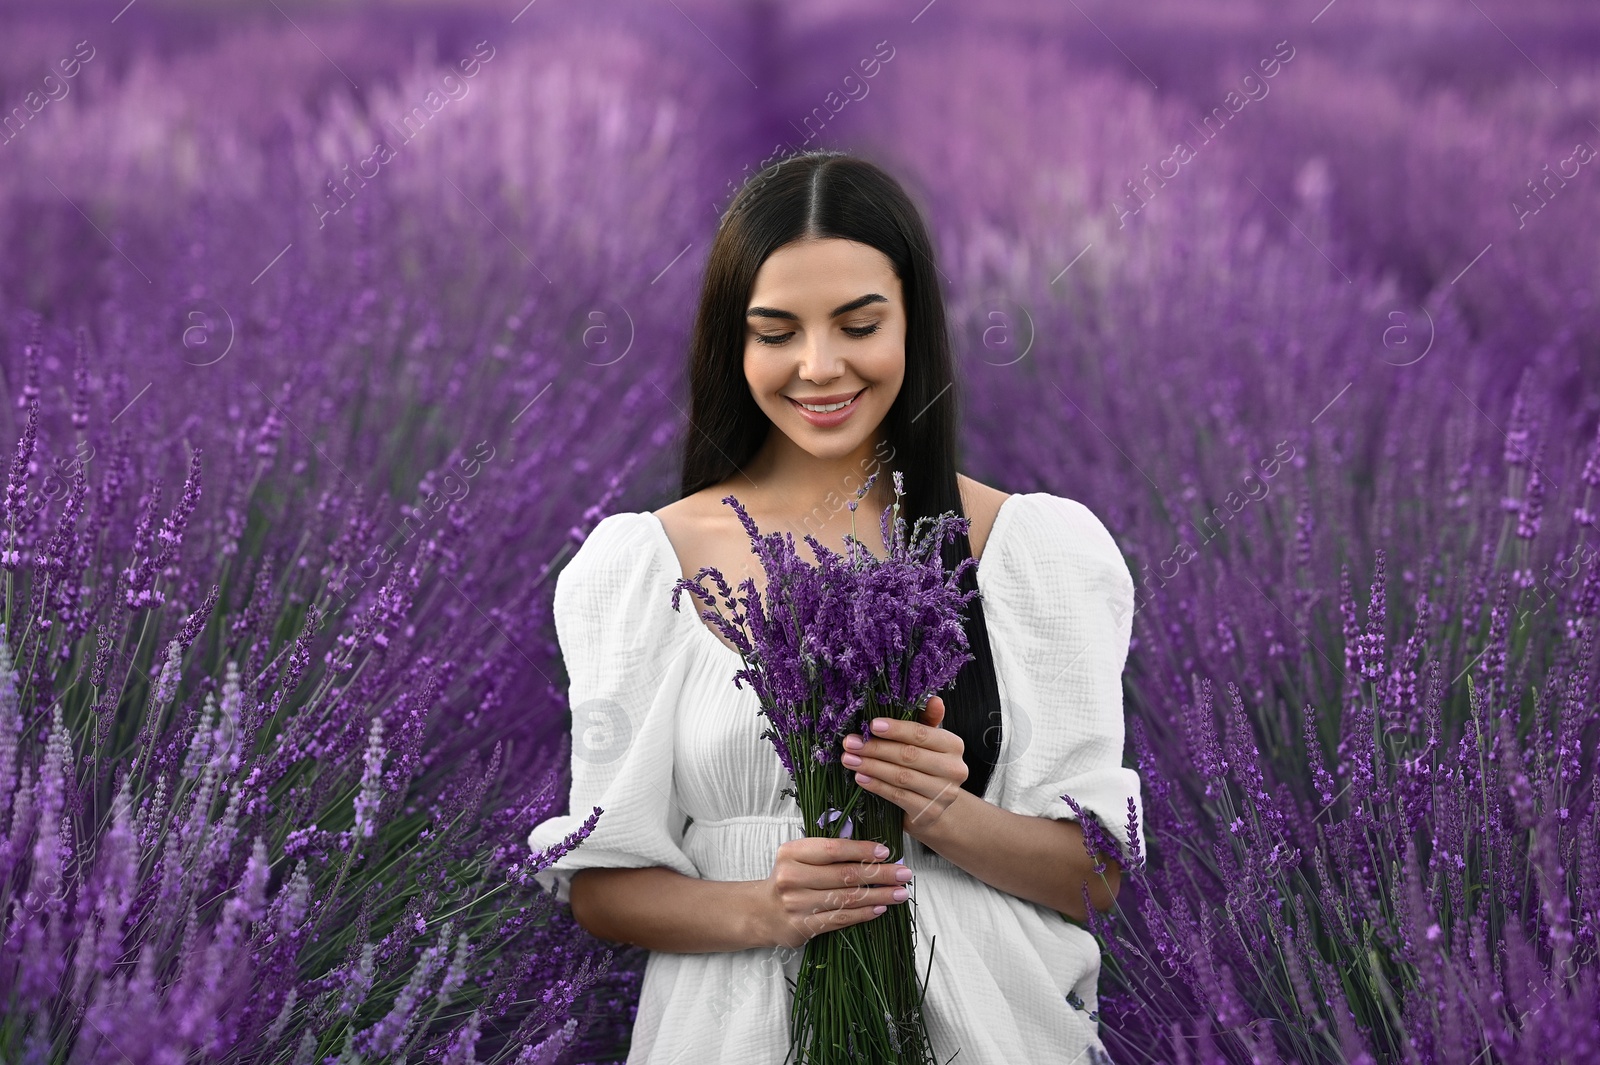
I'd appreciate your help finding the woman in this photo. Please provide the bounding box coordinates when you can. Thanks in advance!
[527,150,1143,1063]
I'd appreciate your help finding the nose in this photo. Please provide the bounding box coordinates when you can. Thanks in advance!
[795,333,846,384]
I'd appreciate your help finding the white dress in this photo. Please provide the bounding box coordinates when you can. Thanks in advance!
[526,491,1144,1064]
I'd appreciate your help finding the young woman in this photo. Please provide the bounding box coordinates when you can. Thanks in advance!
[527,150,1143,1063]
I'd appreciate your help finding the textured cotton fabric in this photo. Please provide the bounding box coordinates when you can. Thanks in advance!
[526,491,1143,1064]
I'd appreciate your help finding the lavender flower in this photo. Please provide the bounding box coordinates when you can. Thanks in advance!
[672,473,971,1062]
[671,475,977,777]
[353,715,387,840]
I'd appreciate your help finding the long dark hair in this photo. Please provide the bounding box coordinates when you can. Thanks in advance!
[675,148,1005,803]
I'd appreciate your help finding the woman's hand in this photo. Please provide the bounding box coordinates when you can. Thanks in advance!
[757,837,914,950]
[840,695,969,840]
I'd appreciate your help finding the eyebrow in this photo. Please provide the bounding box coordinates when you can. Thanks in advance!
[745,292,889,322]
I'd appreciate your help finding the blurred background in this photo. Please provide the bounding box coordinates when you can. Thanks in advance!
[1,0,1598,1061]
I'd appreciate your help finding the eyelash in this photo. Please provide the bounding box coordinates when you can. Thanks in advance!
[753,323,880,346]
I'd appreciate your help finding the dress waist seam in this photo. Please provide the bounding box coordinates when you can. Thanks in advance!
[688,814,798,828]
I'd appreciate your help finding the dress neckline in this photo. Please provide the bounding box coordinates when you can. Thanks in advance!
[642,492,1033,662]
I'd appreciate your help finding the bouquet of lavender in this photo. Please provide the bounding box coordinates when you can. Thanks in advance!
[671,470,977,1065]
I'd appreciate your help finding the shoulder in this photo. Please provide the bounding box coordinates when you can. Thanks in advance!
[650,488,723,545]
[652,485,770,580]
[983,491,1133,606]
[1010,492,1123,559]
[553,509,696,662]
[956,473,1011,563]
[555,510,664,611]
[567,509,659,563]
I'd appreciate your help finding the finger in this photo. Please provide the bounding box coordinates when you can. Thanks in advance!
[806,878,910,919]
[795,854,891,891]
[843,861,912,897]
[920,695,946,729]
[797,897,894,939]
[792,838,892,873]
[834,857,909,890]
[815,877,908,912]
[876,773,963,832]
[798,837,878,864]
[868,716,957,754]
[852,742,966,789]
[851,759,949,808]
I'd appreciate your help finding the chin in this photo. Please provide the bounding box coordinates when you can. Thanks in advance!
[797,438,870,461]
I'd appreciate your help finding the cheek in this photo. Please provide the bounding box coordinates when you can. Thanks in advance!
[744,350,788,399]
[865,335,906,387]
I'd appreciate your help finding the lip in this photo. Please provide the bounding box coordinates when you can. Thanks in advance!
[786,387,865,428]
[789,390,861,405]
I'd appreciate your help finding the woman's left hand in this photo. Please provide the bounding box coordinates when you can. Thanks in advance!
[840,695,969,838]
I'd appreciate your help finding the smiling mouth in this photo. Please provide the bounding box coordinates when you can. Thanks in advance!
[788,389,864,414]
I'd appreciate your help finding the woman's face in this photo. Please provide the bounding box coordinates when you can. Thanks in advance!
[743,237,906,463]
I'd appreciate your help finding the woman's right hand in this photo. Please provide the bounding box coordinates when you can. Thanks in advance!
[757,837,914,950]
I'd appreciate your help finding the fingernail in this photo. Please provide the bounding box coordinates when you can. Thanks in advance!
[891,887,909,901]
[874,844,890,858]
[873,905,887,914]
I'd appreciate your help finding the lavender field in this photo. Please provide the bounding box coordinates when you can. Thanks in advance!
[1,0,1598,1060]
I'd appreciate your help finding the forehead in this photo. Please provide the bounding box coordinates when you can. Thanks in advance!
[748,238,899,306]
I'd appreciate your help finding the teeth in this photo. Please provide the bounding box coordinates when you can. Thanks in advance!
[798,394,856,413]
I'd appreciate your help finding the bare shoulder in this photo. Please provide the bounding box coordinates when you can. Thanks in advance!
[651,490,716,550]
[957,473,1012,563]
[650,492,693,530]
[651,486,755,581]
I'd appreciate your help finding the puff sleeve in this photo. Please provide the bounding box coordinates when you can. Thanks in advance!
[526,512,701,905]
[982,493,1145,868]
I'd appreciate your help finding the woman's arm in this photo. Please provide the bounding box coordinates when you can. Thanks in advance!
[915,789,1122,921]
[568,867,773,952]
[840,702,1126,922]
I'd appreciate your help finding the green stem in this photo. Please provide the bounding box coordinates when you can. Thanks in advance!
[786,692,940,1064]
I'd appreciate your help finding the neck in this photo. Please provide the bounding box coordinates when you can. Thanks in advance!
[739,426,899,535]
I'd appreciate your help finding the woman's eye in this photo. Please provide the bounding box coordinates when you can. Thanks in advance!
[752,322,878,346]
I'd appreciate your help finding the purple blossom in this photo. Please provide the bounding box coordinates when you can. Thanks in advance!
[672,475,977,772]
[353,715,387,840]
